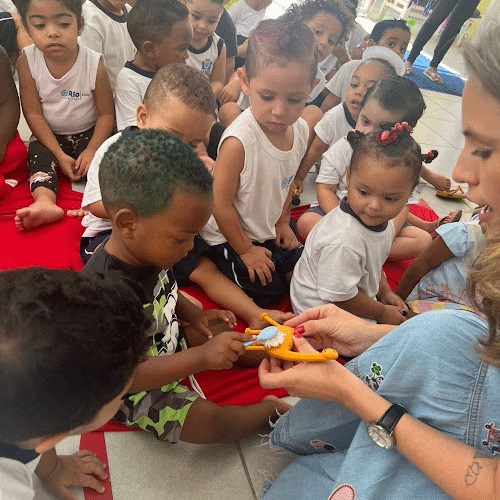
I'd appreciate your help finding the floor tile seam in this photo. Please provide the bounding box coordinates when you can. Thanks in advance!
[236,443,258,500]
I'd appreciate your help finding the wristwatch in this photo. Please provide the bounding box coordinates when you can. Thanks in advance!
[367,403,407,449]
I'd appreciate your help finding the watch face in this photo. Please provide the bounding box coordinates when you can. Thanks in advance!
[367,424,394,449]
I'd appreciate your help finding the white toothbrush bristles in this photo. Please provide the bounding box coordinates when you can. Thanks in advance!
[263,330,285,348]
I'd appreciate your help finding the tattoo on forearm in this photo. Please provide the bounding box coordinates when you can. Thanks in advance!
[464,460,483,486]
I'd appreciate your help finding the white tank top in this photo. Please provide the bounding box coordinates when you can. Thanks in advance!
[24,43,101,135]
[201,108,309,245]
[187,34,224,77]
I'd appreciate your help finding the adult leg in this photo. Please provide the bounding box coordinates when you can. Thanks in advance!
[406,0,456,64]
[429,0,480,68]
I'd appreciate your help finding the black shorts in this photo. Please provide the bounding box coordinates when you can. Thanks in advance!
[209,238,303,308]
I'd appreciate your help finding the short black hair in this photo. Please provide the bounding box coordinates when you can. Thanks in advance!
[370,19,410,42]
[361,76,425,127]
[127,0,188,49]
[15,0,82,28]
[0,267,148,444]
[99,129,213,218]
[143,63,216,115]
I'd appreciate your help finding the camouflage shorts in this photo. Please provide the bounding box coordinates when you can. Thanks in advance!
[115,381,199,443]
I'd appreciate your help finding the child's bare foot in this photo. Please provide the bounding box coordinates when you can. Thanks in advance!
[66,208,89,219]
[263,395,291,422]
[425,170,451,192]
[15,201,64,230]
[248,309,295,330]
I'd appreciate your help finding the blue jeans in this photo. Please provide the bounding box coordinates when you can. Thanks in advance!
[263,310,500,499]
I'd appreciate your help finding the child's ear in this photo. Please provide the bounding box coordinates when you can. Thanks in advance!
[238,67,250,96]
[142,40,156,58]
[114,208,139,240]
[136,103,149,128]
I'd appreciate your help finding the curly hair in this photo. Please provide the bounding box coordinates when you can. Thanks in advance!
[287,0,355,41]
[126,0,188,48]
[143,63,216,115]
[347,127,422,188]
[0,267,148,444]
[245,16,318,83]
[99,129,213,218]
[361,76,425,128]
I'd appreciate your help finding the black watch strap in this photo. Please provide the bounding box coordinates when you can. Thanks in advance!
[377,403,408,433]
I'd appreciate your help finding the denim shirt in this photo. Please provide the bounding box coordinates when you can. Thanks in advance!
[264,310,500,499]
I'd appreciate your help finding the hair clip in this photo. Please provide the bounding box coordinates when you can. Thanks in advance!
[422,149,438,163]
[376,122,413,146]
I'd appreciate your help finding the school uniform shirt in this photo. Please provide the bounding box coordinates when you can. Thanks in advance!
[314,102,356,148]
[115,62,155,131]
[307,66,326,104]
[81,132,122,237]
[228,0,266,37]
[325,46,406,101]
[290,199,394,314]
[80,0,135,91]
[201,108,309,245]
[0,443,40,500]
[24,43,100,135]
[187,34,225,77]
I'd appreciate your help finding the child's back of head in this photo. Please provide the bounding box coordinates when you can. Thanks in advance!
[0,267,148,445]
[127,0,189,50]
[143,63,216,115]
[361,75,425,127]
[245,15,318,82]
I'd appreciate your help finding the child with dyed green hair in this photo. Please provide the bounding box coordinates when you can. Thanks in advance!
[84,129,289,444]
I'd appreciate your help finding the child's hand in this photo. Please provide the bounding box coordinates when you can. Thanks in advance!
[275,222,299,250]
[74,147,96,178]
[240,245,275,286]
[378,304,406,326]
[200,331,247,370]
[220,78,241,104]
[66,208,89,219]
[378,290,408,311]
[57,153,79,181]
[191,309,237,339]
[37,451,107,500]
[294,177,304,194]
